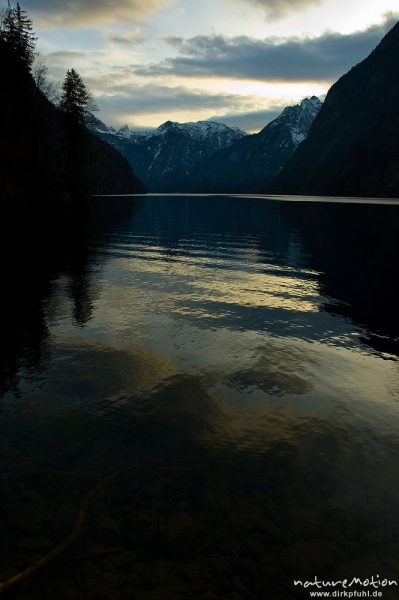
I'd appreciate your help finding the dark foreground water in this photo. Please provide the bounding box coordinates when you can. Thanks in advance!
[1,195,399,599]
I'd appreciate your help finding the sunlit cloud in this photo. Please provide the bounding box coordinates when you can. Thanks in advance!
[229,0,321,19]
[21,0,174,27]
[104,27,142,46]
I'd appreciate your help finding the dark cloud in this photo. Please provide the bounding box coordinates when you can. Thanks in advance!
[95,83,256,114]
[48,51,87,61]
[136,14,398,82]
[20,0,171,27]
[233,0,320,19]
[209,107,285,132]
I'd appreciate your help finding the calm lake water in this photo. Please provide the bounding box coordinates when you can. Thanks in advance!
[1,195,399,599]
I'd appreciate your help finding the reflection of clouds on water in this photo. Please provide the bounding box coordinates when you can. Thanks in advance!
[228,340,316,396]
[17,333,397,465]
[3,334,399,598]
[50,340,178,403]
[8,336,397,537]
[108,252,320,314]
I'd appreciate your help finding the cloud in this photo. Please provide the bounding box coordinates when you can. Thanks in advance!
[84,77,272,126]
[42,50,90,79]
[105,28,142,46]
[48,51,87,61]
[135,14,398,82]
[95,83,258,115]
[231,0,320,19]
[21,0,172,27]
[209,107,285,132]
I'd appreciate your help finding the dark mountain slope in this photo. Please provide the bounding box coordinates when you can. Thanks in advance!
[272,21,399,197]
[0,39,144,202]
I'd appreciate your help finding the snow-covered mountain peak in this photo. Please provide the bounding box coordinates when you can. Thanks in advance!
[301,96,322,109]
[117,124,131,137]
[155,119,245,142]
[157,120,177,133]
[261,96,322,147]
[299,96,322,120]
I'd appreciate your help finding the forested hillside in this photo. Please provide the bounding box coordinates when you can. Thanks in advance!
[0,7,144,203]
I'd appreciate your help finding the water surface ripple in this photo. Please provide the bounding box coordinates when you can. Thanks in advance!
[0,195,398,599]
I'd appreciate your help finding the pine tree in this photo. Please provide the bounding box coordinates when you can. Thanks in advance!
[59,69,97,180]
[0,2,36,69]
[59,69,97,126]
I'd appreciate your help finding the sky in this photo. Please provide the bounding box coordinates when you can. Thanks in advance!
[6,0,399,132]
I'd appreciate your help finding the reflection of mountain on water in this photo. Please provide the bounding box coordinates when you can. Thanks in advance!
[285,202,399,357]
[0,199,137,397]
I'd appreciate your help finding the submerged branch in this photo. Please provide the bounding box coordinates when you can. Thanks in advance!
[0,462,195,595]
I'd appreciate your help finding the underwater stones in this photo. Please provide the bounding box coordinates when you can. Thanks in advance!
[9,506,44,536]
[197,593,222,600]
[95,516,121,546]
[134,590,179,600]
[166,512,202,542]
[178,560,205,582]
[16,536,52,553]
[49,585,86,600]
[285,506,324,539]
[127,509,160,543]
[280,541,338,575]
[228,504,282,541]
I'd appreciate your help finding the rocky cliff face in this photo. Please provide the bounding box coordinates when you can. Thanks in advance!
[271,21,399,198]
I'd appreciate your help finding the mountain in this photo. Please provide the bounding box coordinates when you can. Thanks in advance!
[271,21,399,197]
[91,118,245,191]
[189,97,322,193]
[0,38,144,203]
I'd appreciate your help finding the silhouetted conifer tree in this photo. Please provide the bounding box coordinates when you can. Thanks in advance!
[59,69,98,180]
[59,69,97,126]
[0,2,36,69]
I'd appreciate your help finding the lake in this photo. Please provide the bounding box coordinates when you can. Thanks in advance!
[1,194,399,599]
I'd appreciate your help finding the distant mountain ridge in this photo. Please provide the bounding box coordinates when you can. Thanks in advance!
[91,98,321,192]
[91,118,246,191]
[271,21,399,197]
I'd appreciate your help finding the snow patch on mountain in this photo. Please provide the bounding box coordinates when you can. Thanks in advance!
[261,96,322,146]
